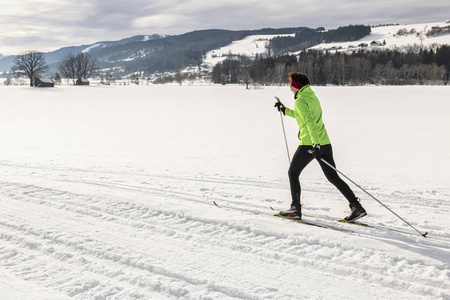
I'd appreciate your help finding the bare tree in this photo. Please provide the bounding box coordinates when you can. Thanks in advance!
[75,53,99,81]
[237,67,252,89]
[174,72,183,85]
[59,53,99,85]
[11,51,49,87]
[59,54,77,84]
[273,63,286,85]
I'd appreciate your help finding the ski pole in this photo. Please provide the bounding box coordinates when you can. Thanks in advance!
[318,156,428,238]
[275,96,291,164]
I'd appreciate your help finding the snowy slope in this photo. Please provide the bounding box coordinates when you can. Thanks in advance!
[203,34,294,68]
[0,85,449,299]
[311,21,450,51]
[201,21,450,69]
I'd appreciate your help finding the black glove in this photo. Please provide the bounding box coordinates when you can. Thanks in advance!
[309,144,321,159]
[274,101,286,115]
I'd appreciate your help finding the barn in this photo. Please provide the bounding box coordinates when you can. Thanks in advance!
[76,78,90,85]
[35,78,54,87]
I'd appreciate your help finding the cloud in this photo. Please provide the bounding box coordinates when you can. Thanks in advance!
[132,14,194,31]
[0,0,449,55]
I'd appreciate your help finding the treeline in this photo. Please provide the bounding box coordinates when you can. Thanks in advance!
[211,45,450,86]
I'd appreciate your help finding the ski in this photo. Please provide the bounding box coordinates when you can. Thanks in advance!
[270,205,418,236]
[337,219,415,236]
[337,219,370,227]
[214,201,354,233]
[214,201,420,237]
[273,214,354,233]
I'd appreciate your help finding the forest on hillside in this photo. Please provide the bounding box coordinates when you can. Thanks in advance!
[270,25,372,54]
[211,45,450,86]
[118,26,372,75]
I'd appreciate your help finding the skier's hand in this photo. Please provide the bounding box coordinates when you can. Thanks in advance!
[309,144,321,159]
[274,101,286,115]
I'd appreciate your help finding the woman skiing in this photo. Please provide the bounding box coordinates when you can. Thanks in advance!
[274,72,366,222]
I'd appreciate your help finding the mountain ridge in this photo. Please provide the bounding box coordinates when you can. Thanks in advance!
[0,21,449,77]
[0,27,309,76]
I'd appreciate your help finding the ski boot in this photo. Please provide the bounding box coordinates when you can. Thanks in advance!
[343,201,367,222]
[278,205,302,220]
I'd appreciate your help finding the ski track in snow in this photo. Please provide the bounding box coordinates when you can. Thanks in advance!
[0,161,449,299]
[1,85,449,299]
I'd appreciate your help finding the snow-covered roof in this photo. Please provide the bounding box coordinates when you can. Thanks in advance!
[38,78,54,83]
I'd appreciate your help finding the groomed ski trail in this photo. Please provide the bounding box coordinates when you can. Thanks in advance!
[0,162,449,299]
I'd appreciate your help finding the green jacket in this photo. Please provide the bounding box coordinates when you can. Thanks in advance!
[284,85,331,146]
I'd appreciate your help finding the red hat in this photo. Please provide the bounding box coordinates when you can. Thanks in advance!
[289,79,303,90]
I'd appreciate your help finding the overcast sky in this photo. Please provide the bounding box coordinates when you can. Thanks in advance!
[1,0,449,56]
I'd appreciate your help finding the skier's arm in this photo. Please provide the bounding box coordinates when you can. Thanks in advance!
[295,101,320,145]
[284,107,295,118]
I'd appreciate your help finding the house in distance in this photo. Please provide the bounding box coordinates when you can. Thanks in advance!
[35,78,54,87]
[76,78,90,85]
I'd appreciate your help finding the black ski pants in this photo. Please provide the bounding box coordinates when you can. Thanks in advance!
[288,144,358,207]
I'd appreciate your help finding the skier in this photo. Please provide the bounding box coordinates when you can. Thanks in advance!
[274,72,367,222]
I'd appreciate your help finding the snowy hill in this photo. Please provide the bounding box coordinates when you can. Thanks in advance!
[310,21,450,52]
[0,34,164,75]
[79,35,164,54]
[199,21,450,71]
[203,34,294,69]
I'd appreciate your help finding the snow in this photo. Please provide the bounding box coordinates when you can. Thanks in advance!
[311,21,450,51]
[37,78,54,84]
[0,84,449,299]
[203,34,294,67]
[82,43,106,53]
[200,21,449,71]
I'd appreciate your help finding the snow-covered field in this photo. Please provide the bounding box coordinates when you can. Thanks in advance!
[0,84,449,299]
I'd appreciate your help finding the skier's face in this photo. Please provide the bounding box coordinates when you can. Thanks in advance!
[290,85,299,94]
[289,79,300,94]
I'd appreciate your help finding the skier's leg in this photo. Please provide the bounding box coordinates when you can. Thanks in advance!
[288,146,314,207]
[317,145,359,204]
